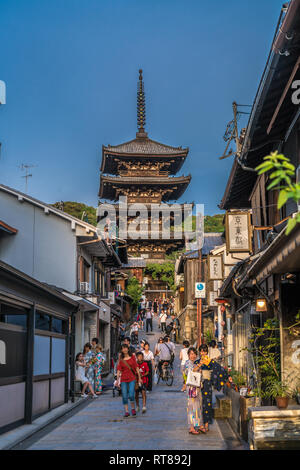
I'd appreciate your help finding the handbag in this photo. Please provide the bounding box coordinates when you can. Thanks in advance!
[186,369,202,388]
[120,359,140,391]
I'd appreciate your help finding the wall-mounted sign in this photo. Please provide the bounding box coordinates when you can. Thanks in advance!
[195,282,206,299]
[213,280,222,292]
[225,211,252,253]
[208,255,224,280]
[209,291,218,307]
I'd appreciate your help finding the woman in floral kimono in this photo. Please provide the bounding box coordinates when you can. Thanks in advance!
[94,345,105,394]
[194,344,228,432]
[184,347,206,435]
[83,343,95,391]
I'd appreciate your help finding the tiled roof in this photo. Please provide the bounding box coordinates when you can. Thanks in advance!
[122,258,146,268]
[202,233,225,255]
[103,136,188,156]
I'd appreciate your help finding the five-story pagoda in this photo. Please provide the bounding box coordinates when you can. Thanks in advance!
[98,69,191,261]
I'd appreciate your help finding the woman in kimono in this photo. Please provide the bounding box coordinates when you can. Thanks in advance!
[94,345,105,394]
[184,347,206,435]
[83,343,95,392]
[194,344,228,432]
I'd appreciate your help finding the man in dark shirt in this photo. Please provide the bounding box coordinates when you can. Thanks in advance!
[123,336,136,355]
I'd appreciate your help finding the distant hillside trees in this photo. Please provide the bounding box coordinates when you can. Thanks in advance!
[52,201,97,226]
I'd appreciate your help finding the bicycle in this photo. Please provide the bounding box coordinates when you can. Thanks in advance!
[157,361,174,386]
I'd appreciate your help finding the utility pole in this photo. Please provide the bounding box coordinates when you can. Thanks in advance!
[197,247,202,347]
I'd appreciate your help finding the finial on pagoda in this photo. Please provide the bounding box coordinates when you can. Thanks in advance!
[136,68,147,138]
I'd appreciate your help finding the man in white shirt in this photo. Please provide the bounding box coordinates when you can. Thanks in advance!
[145,309,153,332]
[160,312,167,333]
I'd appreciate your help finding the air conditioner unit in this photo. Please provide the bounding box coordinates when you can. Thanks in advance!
[79,282,89,294]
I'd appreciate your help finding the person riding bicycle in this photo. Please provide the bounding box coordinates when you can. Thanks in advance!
[130,322,139,345]
[156,336,174,377]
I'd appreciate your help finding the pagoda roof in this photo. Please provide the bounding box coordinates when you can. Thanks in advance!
[103,134,188,157]
[99,174,191,201]
[101,134,188,174]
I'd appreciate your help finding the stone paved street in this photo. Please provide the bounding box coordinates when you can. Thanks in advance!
[27,318,242,450]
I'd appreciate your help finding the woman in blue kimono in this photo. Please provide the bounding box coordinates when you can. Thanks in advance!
[193,344,228,432]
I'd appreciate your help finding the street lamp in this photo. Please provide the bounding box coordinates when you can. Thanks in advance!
[255,298,267,312]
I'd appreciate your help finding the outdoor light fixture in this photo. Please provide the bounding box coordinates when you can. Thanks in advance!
[255,298,267,312]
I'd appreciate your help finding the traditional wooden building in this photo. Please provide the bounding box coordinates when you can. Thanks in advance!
[98,69,191,262]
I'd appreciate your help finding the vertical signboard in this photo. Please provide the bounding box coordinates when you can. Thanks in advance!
[225,211,251,253]
[208,255,224,280]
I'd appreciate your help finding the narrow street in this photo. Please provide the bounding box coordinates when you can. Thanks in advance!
[23,318,243,451]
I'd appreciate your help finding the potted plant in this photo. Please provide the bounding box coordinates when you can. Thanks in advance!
[266,379,292,409]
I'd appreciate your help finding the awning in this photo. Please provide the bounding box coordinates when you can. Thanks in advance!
[62,292,101,312]
[77,235,122,267]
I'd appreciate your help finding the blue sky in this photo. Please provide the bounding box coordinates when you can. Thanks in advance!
[0,0,284,215]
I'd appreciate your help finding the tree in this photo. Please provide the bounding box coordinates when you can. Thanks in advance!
[145,262,175,292]
[125,276,144,314]
[52,201,97,226]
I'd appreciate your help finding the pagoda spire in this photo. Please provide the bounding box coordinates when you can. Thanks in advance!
[137,69,147,137]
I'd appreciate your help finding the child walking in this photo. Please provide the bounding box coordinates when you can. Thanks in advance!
[135,351,149,413]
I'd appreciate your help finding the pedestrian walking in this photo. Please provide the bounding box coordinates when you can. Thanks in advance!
[184,347,205,434]
[83,343,95,391]
[153,298,158,316]
[171,314,180,342]
[122,336,136,355]
[130,322,139,345]
[94,345,105,395]
[145,308,153,332]
[135,351,149,413]
[160,311,167,333]
[116,343,143,417]
[179,340,190,391]
[75,353,98,398]
[139,339,146,352]
[142,341,155,391]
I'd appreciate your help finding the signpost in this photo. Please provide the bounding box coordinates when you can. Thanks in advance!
[195,282,206,298]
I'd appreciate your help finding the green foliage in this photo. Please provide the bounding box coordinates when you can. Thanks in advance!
[52,201,97,226]
[204,214,224,233]
[255,151,300,235]
[230,368,246,389]
[125,276,144,313]
[265,378,292,399]
[246,318,281,399]
[145,262,175,292]
[204,329,214,344]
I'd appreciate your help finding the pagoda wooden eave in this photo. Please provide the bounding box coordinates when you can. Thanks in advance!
[101,137,189,174]
[98,174,191,201]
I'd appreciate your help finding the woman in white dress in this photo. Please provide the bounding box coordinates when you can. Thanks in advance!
[75,353,98,398]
